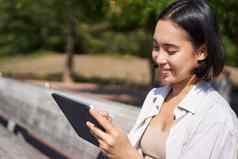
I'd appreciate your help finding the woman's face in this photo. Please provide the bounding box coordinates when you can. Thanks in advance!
[152,19,203,86]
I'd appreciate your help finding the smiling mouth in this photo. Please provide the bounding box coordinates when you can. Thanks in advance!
[159,69,171,73]
[159,69,172,78]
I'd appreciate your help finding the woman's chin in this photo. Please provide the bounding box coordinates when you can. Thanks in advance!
[159,80,170,86]
[159,78,174,86]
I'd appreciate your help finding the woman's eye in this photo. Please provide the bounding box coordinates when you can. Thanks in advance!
[153,45,160,51]
[167,49,177,55]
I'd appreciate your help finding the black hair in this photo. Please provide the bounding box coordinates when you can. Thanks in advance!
[157,0,224,80]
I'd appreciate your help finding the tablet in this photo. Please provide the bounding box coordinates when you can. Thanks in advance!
[51,93,105,147]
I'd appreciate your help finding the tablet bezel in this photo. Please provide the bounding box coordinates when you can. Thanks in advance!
[52,93,105,147]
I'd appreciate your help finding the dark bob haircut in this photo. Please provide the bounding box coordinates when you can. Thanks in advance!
[157,0,224,81]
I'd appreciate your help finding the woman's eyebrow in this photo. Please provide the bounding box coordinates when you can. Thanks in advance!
[163,43,179,49]
[153,38,179,48]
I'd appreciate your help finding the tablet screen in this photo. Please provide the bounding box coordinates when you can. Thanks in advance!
[52,93,105,146]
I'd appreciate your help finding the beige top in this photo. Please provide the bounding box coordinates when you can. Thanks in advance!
[140,119,170,159]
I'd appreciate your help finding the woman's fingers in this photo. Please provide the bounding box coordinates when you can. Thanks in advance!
[97,110,112,122]
[89,106,112,122]
[89,108,114,133]
[98,139,114,158]
[86,121,111,142]
[98,139,110,152]
[86,122,115,157]
[87,108,136,159]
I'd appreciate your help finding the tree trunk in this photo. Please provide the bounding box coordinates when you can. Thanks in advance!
[63,14,75,84]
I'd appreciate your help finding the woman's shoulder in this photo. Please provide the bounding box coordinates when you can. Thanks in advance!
[198,82,238,133]
[210,93,237,126]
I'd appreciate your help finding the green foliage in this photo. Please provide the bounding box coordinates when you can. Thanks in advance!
[0,0,42,54]
[83,29,152,57]
[209,0,238,66]
[0,0,237,66]
[209,0,238,38]
[0,0,109,55]
[107,0,173,31]
[223,36,238,66]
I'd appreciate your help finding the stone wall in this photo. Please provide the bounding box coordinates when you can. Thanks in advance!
[0,77,140,159]
[0,124,49,159]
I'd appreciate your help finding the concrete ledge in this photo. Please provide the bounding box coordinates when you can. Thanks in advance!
[0,77,140,159]
[0,125,49,159]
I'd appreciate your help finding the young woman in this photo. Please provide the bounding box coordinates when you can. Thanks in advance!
[87,0,238,158]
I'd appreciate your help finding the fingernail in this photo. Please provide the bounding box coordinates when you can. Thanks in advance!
[86,121,94,127]
[89,105,94,109]
[90,108,96,114]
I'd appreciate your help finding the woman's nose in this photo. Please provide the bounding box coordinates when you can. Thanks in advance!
[152,50,167,64]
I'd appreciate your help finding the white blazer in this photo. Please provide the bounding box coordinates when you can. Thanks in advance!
[128,81,238,159]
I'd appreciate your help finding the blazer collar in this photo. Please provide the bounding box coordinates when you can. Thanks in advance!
[142,81,213,120]
[177,81,212,114]
[142,85,171,120]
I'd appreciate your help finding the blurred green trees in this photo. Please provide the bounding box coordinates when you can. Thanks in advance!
[209,0,238,66]
[0,0,237,81]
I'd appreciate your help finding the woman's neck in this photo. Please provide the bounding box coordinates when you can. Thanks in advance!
[170,75,198,98]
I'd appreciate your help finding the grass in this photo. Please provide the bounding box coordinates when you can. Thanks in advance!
[0,52,150,86]
[0,52,238,88]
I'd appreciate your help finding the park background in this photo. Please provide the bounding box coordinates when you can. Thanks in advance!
[0,0,238,106]
[0,0,238,158]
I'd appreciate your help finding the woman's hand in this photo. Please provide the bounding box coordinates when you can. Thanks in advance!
[86,108,142,159]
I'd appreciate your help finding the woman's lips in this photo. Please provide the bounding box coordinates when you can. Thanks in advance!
[159,69,171,78]
[159,69,171,74]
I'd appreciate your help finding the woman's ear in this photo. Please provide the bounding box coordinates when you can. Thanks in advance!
[196,45,208,61]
